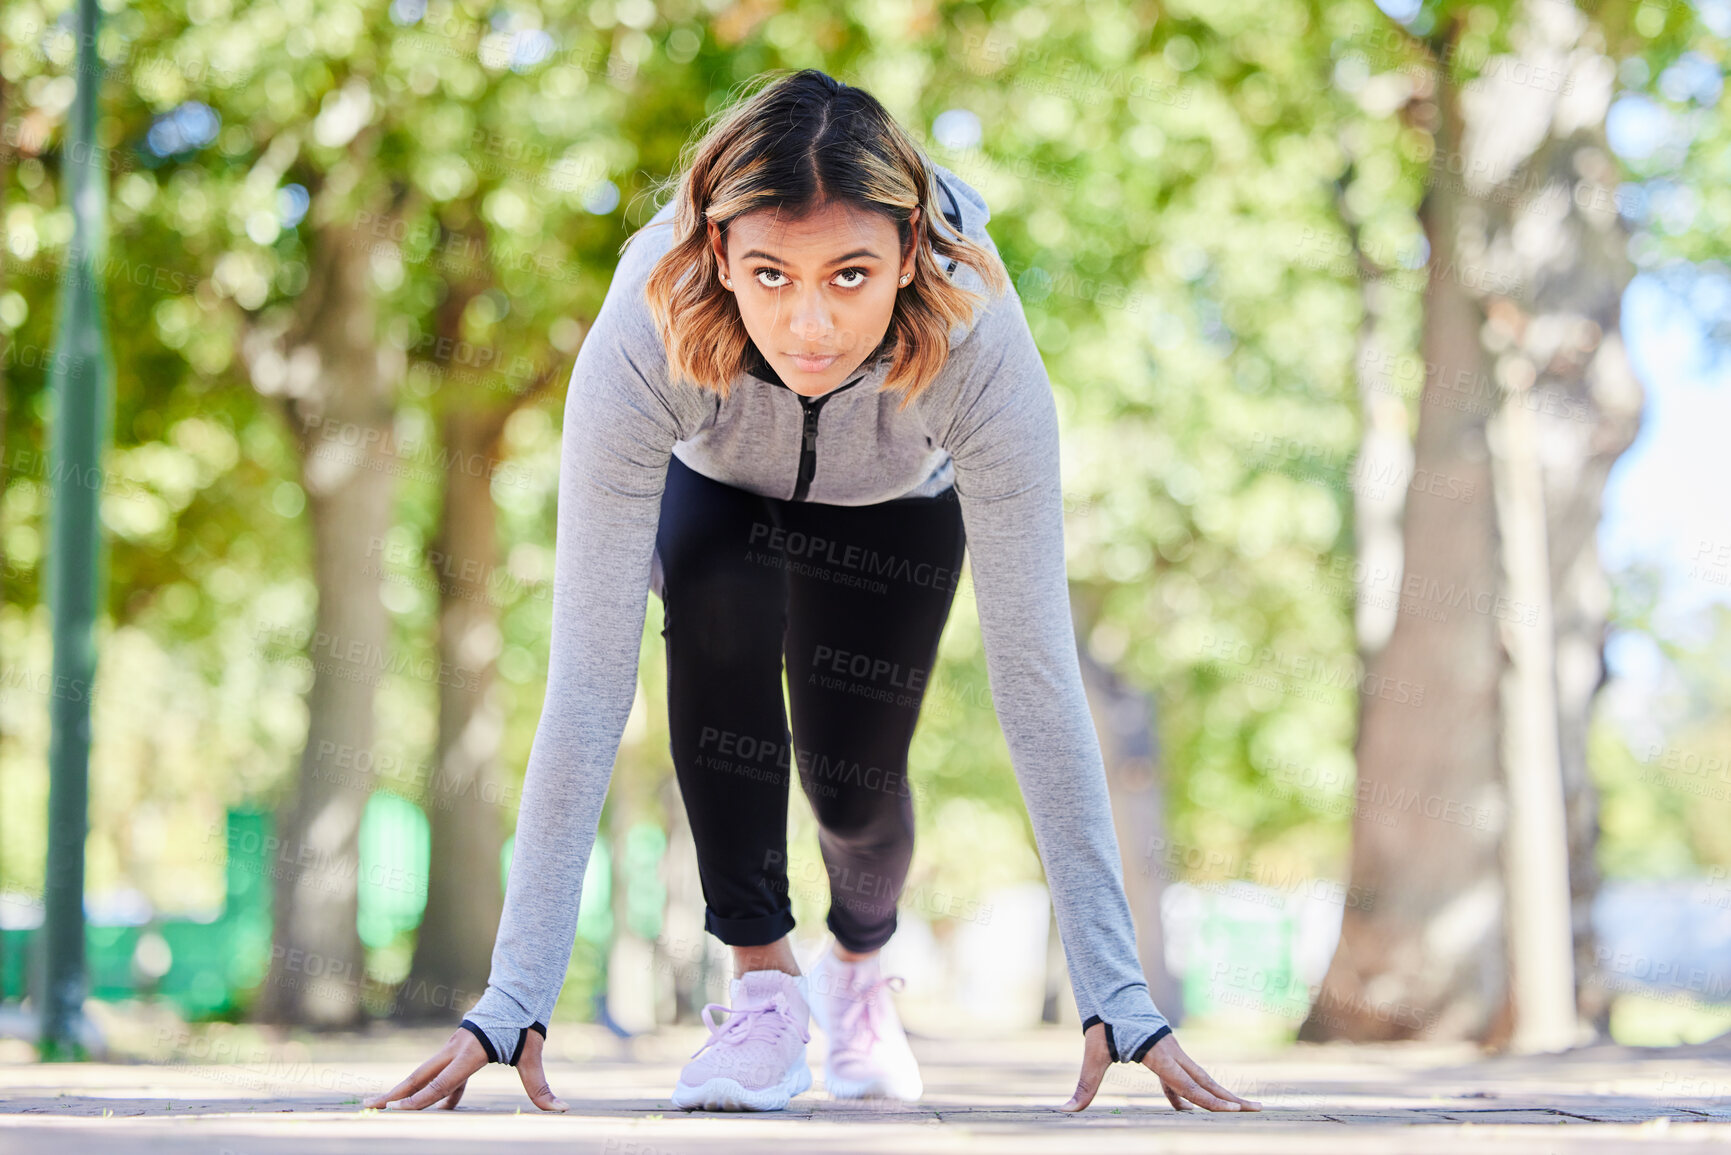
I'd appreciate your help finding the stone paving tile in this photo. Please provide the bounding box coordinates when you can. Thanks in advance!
[1315,1110,1464,1123]
[1429,1108,1601,1123]
[0,1112,1728,1154]
[0,1027,1727,1152]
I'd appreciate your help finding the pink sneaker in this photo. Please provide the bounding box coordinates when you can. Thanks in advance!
[808,946,924,1101]
[671,970,813,1111]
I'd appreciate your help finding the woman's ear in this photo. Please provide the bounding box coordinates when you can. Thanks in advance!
[706,218,728,278]
[902,205,922,277]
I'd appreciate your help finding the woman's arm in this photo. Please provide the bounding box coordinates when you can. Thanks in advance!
[940,292,1171,1066]
[459,231,698,1065]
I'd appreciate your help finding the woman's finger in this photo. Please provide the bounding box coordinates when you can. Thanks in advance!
[397,1048,487,1111]
[392,1033,487,1111]
[1059,1021,1112,1112]
[1178,1060,1261,1110]
[516,1029,569,1112]
[1162,1037,1262,1110]
[1141,1039,1241,1112]
[439,1078,467,1110]
[393,1062,459,1111]
[1162,1080,1191,1111]
[1168,1066,1240,1111]
[362,1045,454,1110]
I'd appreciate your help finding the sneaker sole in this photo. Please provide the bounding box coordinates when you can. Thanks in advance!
[672,1061,812,1111]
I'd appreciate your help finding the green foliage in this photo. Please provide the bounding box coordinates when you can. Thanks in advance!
[1,0,1701,975]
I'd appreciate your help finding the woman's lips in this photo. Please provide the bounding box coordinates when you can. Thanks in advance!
[789,352,840,373]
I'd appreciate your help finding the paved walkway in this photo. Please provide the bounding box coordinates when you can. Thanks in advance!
[0,1022,1727,1152]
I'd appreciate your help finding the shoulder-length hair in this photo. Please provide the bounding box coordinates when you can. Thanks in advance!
[636,68,1010,411]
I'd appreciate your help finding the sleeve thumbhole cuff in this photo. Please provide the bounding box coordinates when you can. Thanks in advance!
[1129,1024,1173,1064]
[458,1019,500,1065]
[1082,1015,1171,1064]
[1080,1014,1118,1059]
[507,1021,549,1066]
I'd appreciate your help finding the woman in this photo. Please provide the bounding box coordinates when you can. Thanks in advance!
[366,68,1260,1117]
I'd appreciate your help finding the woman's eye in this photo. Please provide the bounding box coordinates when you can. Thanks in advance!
[749,267,869,289]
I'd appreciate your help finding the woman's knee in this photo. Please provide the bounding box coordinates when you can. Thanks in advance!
[663,566,785,667]
[814,801,915,858]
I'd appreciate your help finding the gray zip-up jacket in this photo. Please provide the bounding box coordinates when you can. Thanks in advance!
[459,162,1173,1068]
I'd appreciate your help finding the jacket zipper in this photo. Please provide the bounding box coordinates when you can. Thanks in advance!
[790,373,866,502]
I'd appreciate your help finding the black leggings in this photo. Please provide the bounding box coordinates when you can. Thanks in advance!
[651,452,966,953]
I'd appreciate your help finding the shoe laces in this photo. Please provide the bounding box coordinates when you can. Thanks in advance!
[690,992,811,1059]
[832,974,905,1059]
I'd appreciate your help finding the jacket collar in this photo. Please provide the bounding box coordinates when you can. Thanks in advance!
[745,339,888,392]
[927,161,997,343]
[743,339,786,388]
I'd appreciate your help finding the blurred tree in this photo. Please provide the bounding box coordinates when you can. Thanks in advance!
[246,202,400,1028]
[146,1,655,1023]
[1302,0,1648,1047]
[1304,5,1515,1046]
[393,272,549,1020]
[0,0,665,1023]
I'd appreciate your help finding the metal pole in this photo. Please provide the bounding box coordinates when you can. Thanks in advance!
[40,0,112,1061]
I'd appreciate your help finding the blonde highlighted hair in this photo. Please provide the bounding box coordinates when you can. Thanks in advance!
[636,69,1010,410]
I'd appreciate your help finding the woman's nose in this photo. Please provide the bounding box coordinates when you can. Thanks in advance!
[788,291,836,341]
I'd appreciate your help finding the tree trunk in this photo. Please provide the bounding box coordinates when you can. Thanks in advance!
[253,221,396,1026]
[1465,21,1642,1042]
[395,404,510,1019]
[1302,29,1509,1043]
[1489,390,1577,1051]
[1453,0,1642,1046]
[394,242,562,1018]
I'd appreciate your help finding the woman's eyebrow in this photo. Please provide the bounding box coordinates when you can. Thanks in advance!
[739,248,883,265]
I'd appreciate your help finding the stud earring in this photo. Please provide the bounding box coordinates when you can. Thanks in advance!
[899,274,911,286]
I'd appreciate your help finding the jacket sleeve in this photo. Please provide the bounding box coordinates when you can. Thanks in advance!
[940,291,1173,1065]
[460,230,693,1064]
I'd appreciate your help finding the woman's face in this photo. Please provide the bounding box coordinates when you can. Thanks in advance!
[709,201,921,398]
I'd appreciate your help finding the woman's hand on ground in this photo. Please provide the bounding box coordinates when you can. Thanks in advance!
[1060,1021,1262,1113]
[362,1026,568,1112]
